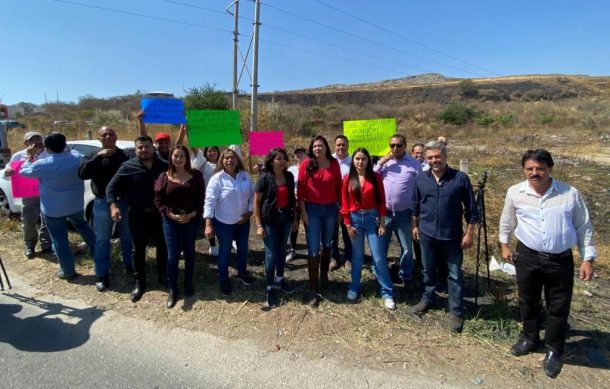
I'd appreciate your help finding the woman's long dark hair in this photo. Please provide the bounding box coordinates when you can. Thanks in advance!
[305,135,335,177]
[203,146,220,163]
[345,148,381,205]
[167,144,193,176]
[264,147,289,175]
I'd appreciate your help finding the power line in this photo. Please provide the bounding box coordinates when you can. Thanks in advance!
[49,0,233,33]
[260,1,488,77]
[311,0,500,76]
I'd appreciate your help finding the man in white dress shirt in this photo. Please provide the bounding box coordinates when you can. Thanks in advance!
[331,135,352,270]
[499,149,596,379]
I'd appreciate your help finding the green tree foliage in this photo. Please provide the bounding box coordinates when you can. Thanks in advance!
[438,102,476,125]
[536,113,554,126]
[459,79,479,98]
[184,84,230,110]
[91,109,127,129]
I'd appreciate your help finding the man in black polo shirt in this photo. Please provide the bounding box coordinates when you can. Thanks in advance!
[411,140,479,333]
[106,135,168,302]
[79,126,133,292]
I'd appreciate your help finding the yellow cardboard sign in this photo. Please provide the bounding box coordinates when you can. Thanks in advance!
[343,118,396,156]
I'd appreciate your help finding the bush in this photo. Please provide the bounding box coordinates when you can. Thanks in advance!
[438,102,476,125]
[496,113,515,126]
[459,79,478,98]
[184,84,229,110]
[536,113,554,125]
[476,114,495,126]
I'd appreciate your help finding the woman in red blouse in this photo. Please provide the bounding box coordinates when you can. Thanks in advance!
[154,145,205,309]
[297,135,342,307]
[341,148,395,310]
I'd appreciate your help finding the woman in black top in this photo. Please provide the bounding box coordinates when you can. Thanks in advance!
[253,148,296,307]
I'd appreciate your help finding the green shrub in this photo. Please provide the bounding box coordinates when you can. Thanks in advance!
[459,79,478,98]
[496,113,515,126]
[184,84,229,110]
[438,102,476,125]
[476,114,495,126]
[536,113,554,125]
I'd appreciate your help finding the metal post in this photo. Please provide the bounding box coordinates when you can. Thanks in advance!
[232,0,239,109]
[250,0,261,132]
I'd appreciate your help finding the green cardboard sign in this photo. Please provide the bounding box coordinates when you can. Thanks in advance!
[186,110,242,147]
[343,118,396,156]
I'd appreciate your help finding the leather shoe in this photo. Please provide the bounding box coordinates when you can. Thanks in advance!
[166,289,178,309]
[41,247,53,254]
[130,281,146,302]
[543,351,563,378]
[24,248,35,259]
[95,276,110,292]
[510,339,537,356]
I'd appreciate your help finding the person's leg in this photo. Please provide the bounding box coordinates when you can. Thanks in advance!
[417,233,438,305]
[68,210,96,257]
[514,243,544,345]
[304,203,323,257]
[319,203,339,282]
[445,238,465,317]
[348,212,365,297]
[367,212,394,300]
[394,210,414,283]
[289,207,301,250]
[43,213,76,277]
[21,197,40,254]
[263,223,276,288]
[182,217,201,292]
[340,221,352,264]
[383,212,395,258]
[162,218,181,291]
[542,253,574,354]
[38,205,52,251]
[331,220,341,262]
[92,198,113,278]
[128,209,148,284]
[235,220,250,276]
[275,213,292,280]
[151,212,168,284]
[213,219,233,282]
[116,199,133,269]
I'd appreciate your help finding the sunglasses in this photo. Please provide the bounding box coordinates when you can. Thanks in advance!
[389,143,404,148]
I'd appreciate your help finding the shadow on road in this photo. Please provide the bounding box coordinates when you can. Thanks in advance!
[0,293,103,352]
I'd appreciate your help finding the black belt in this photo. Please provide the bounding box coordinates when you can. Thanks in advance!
[517,241,572,260]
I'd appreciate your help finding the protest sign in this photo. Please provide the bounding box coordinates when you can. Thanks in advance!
[10,160,39,198]
[343,118,396,156]
[249,131,284,156]
[186,110,242,147]
[141,98,186,124]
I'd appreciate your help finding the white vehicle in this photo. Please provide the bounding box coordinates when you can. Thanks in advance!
[0,140,135,218]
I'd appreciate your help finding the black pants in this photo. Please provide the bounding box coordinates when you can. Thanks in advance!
[515,241,573,354]
[128,209,167,284]
[289,206,302,250]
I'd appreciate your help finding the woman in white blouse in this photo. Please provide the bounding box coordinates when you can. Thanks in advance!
[204,148,255,296]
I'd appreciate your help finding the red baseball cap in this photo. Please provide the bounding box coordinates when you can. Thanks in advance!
[155,132,171,142]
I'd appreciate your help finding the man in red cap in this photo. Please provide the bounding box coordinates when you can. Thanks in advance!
[136,110,171,161]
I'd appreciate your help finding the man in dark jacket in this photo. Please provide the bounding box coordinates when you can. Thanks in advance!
[106,135,168,302]
[79,126,133,292]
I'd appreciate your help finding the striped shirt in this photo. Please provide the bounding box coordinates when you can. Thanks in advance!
[499,179,596,261]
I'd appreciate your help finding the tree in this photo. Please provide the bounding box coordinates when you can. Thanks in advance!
[184,84,230,110]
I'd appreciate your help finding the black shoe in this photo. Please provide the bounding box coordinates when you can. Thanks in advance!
[95,276,110,292]
[24,248,35,259]
[448,315,464,333]
[412,299,431,316]
[274,279,294,294]
[510,339,537,356]
[130,281,146,302]
[543,351,563,378]
[267,289,279,307]
[238,273,254,286]
[220,280,232,296]
[167,289,178,309]
[41,247,53,254]
[57,272,81,281]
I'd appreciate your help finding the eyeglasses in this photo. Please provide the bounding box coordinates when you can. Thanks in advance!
[389,143,404,148]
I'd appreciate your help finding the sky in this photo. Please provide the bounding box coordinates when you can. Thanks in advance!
[2,0,610,105]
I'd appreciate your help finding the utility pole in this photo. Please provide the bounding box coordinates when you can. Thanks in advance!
[226,0,240,110]
[250,0,261,132]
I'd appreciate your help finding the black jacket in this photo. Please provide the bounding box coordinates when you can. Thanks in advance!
[106,156,168,210]
[78,147,130,197]
[254,171,296,224]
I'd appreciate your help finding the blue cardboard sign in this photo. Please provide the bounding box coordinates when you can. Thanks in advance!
[141,98,186,124]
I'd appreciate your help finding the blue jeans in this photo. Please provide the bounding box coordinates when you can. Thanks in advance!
[263,210,292,287]
[384,209,414,282]
[93,198,133,277]
[304,202,338,257]
[418,233,464,317]
[213,218,250,282]
[43,210,96,277]
[163,216,201,290]
[349,209,394,299]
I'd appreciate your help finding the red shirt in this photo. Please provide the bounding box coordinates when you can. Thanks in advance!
[297,158,342,205]
[341,173,387,225]
[275,184,289,209]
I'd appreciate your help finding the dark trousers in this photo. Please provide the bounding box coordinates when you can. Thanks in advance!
[515,241,574,354]
[331,219,352,263]
[163,217,200,290]
[128,209,167,284]
[289,206,302,250]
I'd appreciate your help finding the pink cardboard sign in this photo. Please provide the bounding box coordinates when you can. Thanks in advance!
[10,160,40,198]
[249,131,284,156]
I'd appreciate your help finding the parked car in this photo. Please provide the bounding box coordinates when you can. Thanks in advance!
[0,140,135,218]
[0,121,11,169]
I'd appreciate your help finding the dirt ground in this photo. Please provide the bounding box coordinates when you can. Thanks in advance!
[1,216,609,388]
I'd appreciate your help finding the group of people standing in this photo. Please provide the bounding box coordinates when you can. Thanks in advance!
[8,120,597,379]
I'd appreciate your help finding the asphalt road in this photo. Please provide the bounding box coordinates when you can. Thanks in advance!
[0,274,446,389]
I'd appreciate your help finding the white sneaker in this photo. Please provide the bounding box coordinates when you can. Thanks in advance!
[383,298,396,310]
[209,245,219,256]
[285,249,295,262]
[347,290,358,301]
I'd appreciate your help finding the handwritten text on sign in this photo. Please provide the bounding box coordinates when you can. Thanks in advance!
[343,118,396,156]
[249,131,284,156]
[141,98,186,124]
[186,110,242,147]
[10,160,40,198]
